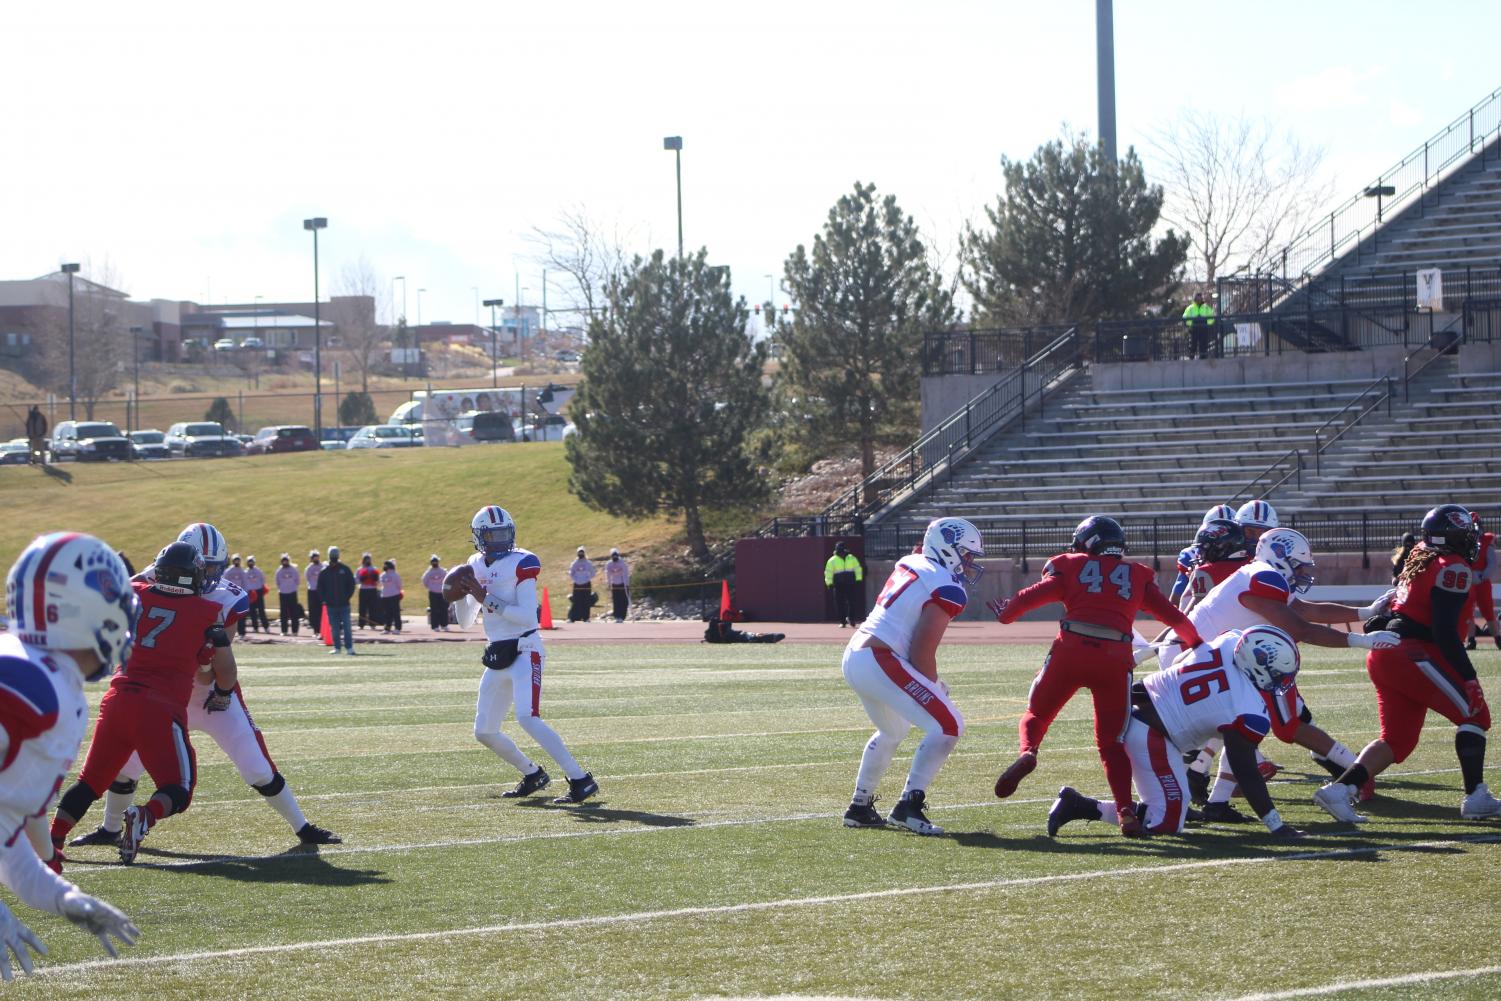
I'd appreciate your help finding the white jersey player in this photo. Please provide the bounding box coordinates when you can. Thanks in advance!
[841,518,982,836]
[75,522,342,850]
[1047,626,1305,838]
[0,534,139,979]
[446,506,597,804]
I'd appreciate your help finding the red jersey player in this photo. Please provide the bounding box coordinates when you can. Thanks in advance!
[1179,518,1249,613]
[1315,505,1501,823]
[988,516,1203,835]
[1463,520,1498,650]
[50,542,240,864]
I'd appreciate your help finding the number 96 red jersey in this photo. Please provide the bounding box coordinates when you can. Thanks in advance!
[1392,551,1472,632]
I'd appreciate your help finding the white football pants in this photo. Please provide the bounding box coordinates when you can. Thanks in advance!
[474,638,585,781]
[842,645,963,802]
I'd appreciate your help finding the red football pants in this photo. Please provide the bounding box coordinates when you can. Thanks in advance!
[77,685,197,805]
[1367,641,1490,763]
[1020,632,1135,809]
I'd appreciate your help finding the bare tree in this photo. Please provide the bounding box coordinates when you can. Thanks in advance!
[1146,111,1334,282]
[331,256,389,392]
[37,261,131,420]
[527,206,635,326]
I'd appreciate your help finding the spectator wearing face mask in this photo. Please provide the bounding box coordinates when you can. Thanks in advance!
[379,559,403,634]
[244,555,270,633]
[606,548,630,622]
[423,555,449,631]
[276,554,302,635]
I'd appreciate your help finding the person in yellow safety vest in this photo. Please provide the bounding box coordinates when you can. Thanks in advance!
[824,541,865,627]
[1182,291,1216,360]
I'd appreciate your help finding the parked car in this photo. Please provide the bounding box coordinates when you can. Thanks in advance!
[246,425,319,455]
[554,349,581,363]
[514,413,574,442]
[212,337,236,351]
[240,336,265,350]
[128,429,172,460]
[233,433,254,447]
[347,425,419,449]
[458,410,516,444]
[318,426,362,450]
[49,420,131,462]
[166,421,244,458]
[0,439,30,465]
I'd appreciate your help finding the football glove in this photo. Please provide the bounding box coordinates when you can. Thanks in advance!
[1355,588,1397,620]
[0,903,45,981]
[1347,630,1399,650]
[59,890,138,959]
[203,685,234,713]
[985,597,1011,622]
[1465,679,1489,720]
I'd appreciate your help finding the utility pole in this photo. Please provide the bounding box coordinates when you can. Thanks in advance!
[1096,0,1117,166]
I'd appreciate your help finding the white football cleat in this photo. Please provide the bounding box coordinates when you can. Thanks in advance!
[1460,783,1501,820]
[1313,783,1368,824]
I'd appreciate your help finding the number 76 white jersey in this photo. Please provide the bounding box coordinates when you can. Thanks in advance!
[855,555,968,661]
[1143,630,1271,752]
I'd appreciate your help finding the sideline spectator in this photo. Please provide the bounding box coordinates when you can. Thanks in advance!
[1182,291,1216,360]
[276,554,301,635]
[356,552,380,629]
[379,559,403,634]
[1391,532,1418,585]
[568,546,596,623]
[225,554,249,637]
[244,555,270,632]
[317,546,358,655]
[305,549,325,634]
[824,541,865,627]
[606,548,630,622]
[423,555,449,631]
[25,404,47,464]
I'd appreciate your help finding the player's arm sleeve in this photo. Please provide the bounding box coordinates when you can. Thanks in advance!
[0,837,77,915]
[1219,724,1277,820]
[997,574,1063,623]
[496,557,543,628]
[1143,583,1201,647]
[1431,585,1477,682]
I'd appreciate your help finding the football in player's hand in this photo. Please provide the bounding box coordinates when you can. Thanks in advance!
[444,564,487,601]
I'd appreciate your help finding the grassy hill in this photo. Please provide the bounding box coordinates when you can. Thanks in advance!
[0,444,671,594]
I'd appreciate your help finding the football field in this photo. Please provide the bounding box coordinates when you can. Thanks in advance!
[19,640,1501,1001]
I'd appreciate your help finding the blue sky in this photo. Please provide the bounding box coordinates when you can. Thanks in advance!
[7,1,1497,326]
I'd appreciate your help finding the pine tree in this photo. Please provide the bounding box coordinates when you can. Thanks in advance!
[338,391,378,427]
[203,396,236,431]
[963,133,1187,327]
[781,182,952,478]
[566,250,769,562]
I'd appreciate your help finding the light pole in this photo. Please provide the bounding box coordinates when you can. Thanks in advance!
[663,138,687,261]
[416,288,426,375]
[129,325,143,435]
[61,263,79,420]
[302,217,327,438]
[483,298,505,388]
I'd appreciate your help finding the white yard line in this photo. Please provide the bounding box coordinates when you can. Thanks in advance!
[1220,964,1501,1000]
[45,833,1501,977]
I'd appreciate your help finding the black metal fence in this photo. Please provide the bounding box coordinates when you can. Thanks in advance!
[921,326,1076,376]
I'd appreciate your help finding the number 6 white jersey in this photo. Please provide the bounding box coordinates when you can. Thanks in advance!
[855,554,968,661]
[1143,630,1271,752]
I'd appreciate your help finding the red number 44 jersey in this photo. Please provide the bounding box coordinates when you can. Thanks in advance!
[999,552,1198,644]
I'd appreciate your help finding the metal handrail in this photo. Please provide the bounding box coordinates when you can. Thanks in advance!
[1311,374,1393,475]
[1403,322,1466,400]
[1230,449,1303,504]
[1274,86,1501,283]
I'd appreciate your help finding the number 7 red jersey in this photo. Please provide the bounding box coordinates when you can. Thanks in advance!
[997,552,1201,646]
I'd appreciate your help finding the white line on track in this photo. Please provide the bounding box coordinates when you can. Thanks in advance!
[43,833,1501,977]
[1219,964,1501,1000]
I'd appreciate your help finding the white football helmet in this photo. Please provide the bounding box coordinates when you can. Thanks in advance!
[1201,504,1236,527]
[472,505,517,555]
[1235,500,1279,532]
[178,522,228,589]
[922,517,985,585]
[1232,624,1301,693]
[6,532,139,678]
[1255,528,1316,594]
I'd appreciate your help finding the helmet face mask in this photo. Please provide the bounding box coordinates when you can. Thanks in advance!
[1071,515,1127,557]
[922,518,985,585]
[1420,504,1481,562]
[472,505,517,556]
[6,532,140,680]
[1255,528,1316,594]
[178,522,228,590]
[1232,625,1300,694]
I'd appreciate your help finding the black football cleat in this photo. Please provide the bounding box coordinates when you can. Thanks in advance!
[842,801,884,828]
[296,823,343,845]
[553,773,599,804]
[1201,801,1254,824]
[69,825,122,847]
[1047,786,1100,837]
[1186,768,1211,807]
[888,790,942,835]
[501,767,552,799]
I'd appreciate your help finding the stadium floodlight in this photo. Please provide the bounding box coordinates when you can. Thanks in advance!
[483,298,505,388]
[303,218,328,438]
[663,136,683,258]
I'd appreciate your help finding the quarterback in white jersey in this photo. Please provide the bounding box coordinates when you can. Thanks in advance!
[79,523,341,849]
[1048,626,1304,838]
[1,534,139,978]
[841,518,981,836]
[446,505,597,804]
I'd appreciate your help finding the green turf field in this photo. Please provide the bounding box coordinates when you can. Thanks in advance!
[16,640,1501,1000]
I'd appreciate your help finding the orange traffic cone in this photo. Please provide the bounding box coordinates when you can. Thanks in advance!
[539,586,555,630]
[320,607,333,646]
[719,579,732,618]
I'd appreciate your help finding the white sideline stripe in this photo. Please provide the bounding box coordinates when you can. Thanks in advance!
[45,834,1501,977]
[1221,964,1501,1000]
[60,798,1053,876]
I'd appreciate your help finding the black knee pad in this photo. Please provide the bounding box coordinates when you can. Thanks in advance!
[253,772,286,797]
[1298,705,1314,725]
[108,778,138,796]
[158,784,191,816]
[57,783,100,823]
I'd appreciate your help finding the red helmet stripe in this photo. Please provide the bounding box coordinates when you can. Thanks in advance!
[29,532,82,635]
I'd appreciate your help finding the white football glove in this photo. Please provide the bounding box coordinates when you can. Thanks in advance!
[1132,644,1159,667]
[1347,630,1400,651]
[0,903,45,981]
[59,890,139,959]
[1356,589,1397,620]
